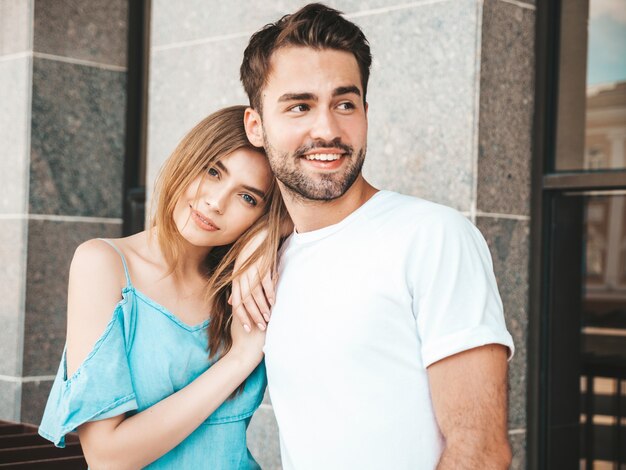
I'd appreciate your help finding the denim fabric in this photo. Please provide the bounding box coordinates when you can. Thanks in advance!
[39,241,265,469]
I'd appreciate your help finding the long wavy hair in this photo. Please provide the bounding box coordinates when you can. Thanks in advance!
[150,105,288,359]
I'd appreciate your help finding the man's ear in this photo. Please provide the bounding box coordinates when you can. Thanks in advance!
[244,107,264,148]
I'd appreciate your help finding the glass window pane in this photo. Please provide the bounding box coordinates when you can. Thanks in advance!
[555,0,626,171]
[580,193,626,467]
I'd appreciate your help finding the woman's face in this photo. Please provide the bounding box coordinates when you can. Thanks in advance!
[173,148,273,248]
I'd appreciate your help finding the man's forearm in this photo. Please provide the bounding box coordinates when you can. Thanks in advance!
[436,437,512,470]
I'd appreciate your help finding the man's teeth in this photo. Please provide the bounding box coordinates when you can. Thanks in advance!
[304,154,341,161]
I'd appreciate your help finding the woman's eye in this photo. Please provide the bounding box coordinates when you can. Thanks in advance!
[241,194,257,206]
[207,167,219,178]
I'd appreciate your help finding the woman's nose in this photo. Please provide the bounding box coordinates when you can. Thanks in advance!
[204,189,227,214]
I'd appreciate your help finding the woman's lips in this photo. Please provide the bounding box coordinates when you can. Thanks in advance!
[190,208,220,231]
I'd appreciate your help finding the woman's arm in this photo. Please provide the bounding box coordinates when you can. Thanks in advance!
[67,241,264,469]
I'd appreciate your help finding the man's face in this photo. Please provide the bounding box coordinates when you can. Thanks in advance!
[253,46,368,201]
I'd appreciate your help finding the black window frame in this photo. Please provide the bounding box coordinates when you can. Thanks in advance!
[529,0,626,468]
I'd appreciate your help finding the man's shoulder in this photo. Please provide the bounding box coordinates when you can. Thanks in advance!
[371,190,468,226]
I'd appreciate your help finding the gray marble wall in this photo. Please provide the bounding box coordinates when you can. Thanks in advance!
[146,0,534,468]
[0,0,127,423]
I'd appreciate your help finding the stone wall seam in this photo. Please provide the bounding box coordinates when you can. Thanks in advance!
[0,374,55,383]
[0,214,124,224]
[345,0,452,19]
[0,51,31,62]
[470,0,484,224]
[151,30,253,53]
[508,428,526,435]
[33,52,127,72]
[475,211,531,220]
[498,0,535,11]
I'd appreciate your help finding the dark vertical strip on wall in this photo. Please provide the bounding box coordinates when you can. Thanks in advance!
[528,0,562,468]
[123,0,150,235]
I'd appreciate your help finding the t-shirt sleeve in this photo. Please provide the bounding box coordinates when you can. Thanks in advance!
[38,306,138,447]
[411,210,515,368]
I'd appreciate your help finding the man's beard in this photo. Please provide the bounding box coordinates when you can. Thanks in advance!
[262,132,366,202]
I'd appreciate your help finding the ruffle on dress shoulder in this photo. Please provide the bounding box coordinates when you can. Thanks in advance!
[38,300,138,447]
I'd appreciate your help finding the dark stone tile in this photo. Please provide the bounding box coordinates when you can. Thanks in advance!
[477,0,535,216]
[0,380,21,422]
[0,218,27,376]
[29,58,126,218]
[33,0,127,66]
[476,216,529,429]
[509,431,526,470]
[20,379,53,425]
[22,219,121,376]
[0,0,32,55]
[0,56,31,214]
[247,406,281,470]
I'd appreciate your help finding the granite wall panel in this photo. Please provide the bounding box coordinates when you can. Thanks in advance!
[150,0,405,49]
[0,381,21,422]
[247,406,282,470]
[147,36,250,193]
[33,0,127,66]
[22,220,122,376]
[0,0,32,56]
[359,0,479,210]
[0,219,27,377]
[20,379,51,425]
[477,216,529,429]
[0,56,31,214]
[510,431,526,470]
[29,58,126,218]
[477,0,535,216]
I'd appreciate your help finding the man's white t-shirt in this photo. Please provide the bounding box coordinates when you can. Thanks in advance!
[264,190,515,470]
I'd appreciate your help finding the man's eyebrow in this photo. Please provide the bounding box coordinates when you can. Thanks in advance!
[333,85,361,97]
[242,185,267,200]
[215,160,229,174]
[278,92,318,102]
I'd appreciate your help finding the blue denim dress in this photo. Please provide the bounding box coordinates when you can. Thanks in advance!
[39,240,265,469]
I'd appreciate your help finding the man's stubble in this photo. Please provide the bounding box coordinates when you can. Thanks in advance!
[262,130,366,202]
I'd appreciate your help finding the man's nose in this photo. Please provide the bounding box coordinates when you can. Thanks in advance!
[309,109,341,142]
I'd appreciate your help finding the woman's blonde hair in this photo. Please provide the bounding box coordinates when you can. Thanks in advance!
[151,105,288,359]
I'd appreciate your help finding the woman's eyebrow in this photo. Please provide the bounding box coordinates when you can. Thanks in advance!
[242,185,267,200]
[216,160,229,174]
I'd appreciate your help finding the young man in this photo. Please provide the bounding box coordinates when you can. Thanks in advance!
[239,4,515,469]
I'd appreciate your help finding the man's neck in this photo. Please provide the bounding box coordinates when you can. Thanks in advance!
[281,176,378,233]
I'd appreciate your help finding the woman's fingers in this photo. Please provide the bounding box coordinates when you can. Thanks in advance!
[261,270,275,307]
[250,269,271,323]
[240,271,267,331]
[230,278,251,333]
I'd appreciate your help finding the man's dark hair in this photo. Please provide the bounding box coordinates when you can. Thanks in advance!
[240,3,372,112]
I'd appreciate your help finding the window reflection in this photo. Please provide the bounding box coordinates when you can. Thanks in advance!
[581,193,626,468]
[583,0,626,171]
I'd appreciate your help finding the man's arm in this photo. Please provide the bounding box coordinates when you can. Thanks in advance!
[427,344,512,470]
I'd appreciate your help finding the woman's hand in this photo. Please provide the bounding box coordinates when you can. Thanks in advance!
[230,229,276,333]
[229,313,266,366]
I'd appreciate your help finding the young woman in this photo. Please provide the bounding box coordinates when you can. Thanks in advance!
[39,105,287,469]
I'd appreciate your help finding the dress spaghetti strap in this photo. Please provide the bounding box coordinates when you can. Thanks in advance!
[98,238,132,288]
